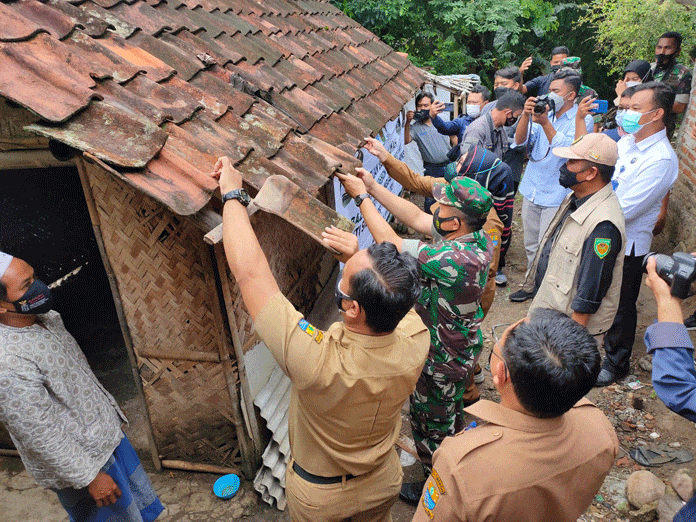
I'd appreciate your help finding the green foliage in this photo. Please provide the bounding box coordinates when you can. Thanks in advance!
[583,0,696,75]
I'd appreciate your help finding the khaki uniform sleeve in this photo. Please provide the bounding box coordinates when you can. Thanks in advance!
[253,292,327,389]
[412,451,467,522]
[383,154,437,197]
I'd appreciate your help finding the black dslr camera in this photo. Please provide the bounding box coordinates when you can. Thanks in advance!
[642,252,696,299]
[533,94,553,115]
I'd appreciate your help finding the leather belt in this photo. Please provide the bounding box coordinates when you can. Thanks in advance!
[292,461,356,485]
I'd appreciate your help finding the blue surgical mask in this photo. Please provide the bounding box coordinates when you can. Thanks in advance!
[621,109,658,134]
[615,109,626,128]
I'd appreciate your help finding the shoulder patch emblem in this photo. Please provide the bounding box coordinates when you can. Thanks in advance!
[431,469,446,494]
[297,319,316,337]
[594,238,610,259]
[422,480,440,518]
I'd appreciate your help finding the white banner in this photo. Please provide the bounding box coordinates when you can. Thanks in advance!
[333,112,406,250]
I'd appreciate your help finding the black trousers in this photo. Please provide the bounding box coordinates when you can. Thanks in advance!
[602,253,645,374]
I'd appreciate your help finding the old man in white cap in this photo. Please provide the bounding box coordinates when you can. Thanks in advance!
[518,133,626,337]
[0,252,163,522]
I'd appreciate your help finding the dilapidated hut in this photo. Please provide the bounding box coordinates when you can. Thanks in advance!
[0,0,424,478]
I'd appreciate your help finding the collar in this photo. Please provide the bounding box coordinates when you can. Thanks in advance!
[569,183,615,224]
[338,323,397,349]
[465,400,566,433]
[634,127,667,152]
[555,103,577,122]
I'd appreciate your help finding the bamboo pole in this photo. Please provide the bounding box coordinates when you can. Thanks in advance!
[0,449,20,458]
[137,348,220,363]
[75,156,162,472]
[161,460,241,475]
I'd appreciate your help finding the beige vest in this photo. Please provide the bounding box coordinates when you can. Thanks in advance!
[524,183,626,335]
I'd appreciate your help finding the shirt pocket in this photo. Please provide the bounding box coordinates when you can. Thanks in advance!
[543,238,582,298]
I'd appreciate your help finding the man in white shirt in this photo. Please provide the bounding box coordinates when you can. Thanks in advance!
[596,82,679,386]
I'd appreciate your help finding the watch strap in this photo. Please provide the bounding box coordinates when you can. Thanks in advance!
[222,188,250,207]
[354,193,370,207]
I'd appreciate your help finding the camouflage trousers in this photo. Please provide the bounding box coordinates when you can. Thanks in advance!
[409,369,473,468]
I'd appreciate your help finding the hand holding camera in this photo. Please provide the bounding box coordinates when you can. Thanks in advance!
[643,252,696,299]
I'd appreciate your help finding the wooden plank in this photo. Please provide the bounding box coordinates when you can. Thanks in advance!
[161,459,241,475]
[0,149,75,170]
[137,348,220,362]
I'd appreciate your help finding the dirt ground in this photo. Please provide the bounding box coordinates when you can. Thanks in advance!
[2,194,696,521]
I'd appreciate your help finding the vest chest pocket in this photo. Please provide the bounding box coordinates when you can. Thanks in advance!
[545,237,582,295]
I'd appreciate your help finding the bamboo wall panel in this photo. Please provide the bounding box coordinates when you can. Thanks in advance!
[84,160,241,467]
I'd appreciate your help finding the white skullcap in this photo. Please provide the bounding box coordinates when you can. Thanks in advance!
[0,252,13,279]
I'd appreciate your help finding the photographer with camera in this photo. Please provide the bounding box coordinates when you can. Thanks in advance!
[596,82,679,386]
[643,252,696,521]
[510,70,594,301]
[518,46,570,97]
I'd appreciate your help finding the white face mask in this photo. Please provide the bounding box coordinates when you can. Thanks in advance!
[466,104,481,118]
[625,81,641,88]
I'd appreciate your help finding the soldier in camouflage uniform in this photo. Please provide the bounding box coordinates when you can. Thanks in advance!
[651,31,692,114]
[335,169,494,506]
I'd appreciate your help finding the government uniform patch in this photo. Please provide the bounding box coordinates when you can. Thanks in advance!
[422,479,440,518]
[298,319,316,336]
[594,238,611,259]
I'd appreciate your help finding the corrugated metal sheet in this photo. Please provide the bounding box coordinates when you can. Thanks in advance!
[253,366,292,510]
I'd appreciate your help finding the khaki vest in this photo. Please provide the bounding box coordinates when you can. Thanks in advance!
[524,183,626,335]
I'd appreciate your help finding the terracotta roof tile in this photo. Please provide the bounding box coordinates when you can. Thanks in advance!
[0,0,425,218]
[28,100,167,167]
[0,32,98,122]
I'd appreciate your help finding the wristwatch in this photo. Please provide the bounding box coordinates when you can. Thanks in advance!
[222,188,251,207]
[353,193,370,207]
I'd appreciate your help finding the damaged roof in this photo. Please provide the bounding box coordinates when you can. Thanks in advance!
[0,0,424,215]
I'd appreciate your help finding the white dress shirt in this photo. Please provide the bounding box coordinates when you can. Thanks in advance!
[613,128,678,256]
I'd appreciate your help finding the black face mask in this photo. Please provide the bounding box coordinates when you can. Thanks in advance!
[655,53,676,70]
[11,280,54,315]
[505,114,518,127]
[558,163,586,189]
[413,109,430,123]
[432,208,460,236]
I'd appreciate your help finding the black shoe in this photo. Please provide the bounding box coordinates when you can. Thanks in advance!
[399,480,426,505]
[594,368,628,387]
[509,289,534,302]
[685,312,696,330]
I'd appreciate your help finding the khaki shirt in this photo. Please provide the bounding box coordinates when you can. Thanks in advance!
[413,399,618,522]
[255,292,429,476]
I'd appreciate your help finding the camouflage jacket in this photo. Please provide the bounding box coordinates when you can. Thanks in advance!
[403,228,493,379]
[651,62,693,106]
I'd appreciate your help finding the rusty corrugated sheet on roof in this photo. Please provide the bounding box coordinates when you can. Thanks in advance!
[0,0,424,220]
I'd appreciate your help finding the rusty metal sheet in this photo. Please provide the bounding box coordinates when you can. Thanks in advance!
[188,71,256,115]
[46,0,111,38]
[230,60,294,94]
[252,175,354,251]
[95,79,168,123]
[28,100,167,167]
[10,0,77,40]
[122,74,203,124]
[0,33,98,122]
[215,110,282,157]
[129,31,205,81]
[64,30,143,83]
[175,28,240,66]
[98,31,175,81]
[271,85,332,131]
[79,1,138,38]
[177,112,254,164]
[272,56,322,89]
[0,3,47,42]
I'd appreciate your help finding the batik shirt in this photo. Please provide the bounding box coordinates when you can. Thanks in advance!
[0,311,126,489]
[403,229,493,379]
[651,62,693,106]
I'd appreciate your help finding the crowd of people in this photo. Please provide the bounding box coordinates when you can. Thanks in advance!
[0,28,693,522]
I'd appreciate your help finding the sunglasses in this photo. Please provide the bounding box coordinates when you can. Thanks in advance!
[335,277,354,313]
[488,323,511,374]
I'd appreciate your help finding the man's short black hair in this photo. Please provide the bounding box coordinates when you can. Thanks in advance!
[469,84,491,102]
[496,90,525,112]
[348,242,421,334]
[551,69,582,95]
[494,66,521,83]
[551,46,570,57]
[620,85,639,99]
[659,31,682,49]
[588,162,615,184]
[633,81,677,138]
[415,91,435,105]
[501,308,600,418]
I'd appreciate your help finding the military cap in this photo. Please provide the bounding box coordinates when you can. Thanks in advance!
[433,176,493,217]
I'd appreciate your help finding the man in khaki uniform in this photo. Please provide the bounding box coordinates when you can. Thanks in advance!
[212,156,429,522]
[520,133,626,335]
[413,310,618,522]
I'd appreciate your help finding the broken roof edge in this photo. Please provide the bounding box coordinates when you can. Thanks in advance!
[422,71,478,96]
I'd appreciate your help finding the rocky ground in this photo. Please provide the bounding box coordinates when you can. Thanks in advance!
[1,194,696,521]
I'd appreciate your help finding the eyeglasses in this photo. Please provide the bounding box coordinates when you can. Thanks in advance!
[488,323,511,374]
[335,277,354,313]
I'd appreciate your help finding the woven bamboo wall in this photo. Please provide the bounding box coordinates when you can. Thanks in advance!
[83,160,241,468]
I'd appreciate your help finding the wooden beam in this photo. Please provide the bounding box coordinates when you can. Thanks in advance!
[137,348,220,363]
[161,459,241,476]
[0,149,75,169]
[75,156,163,472]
